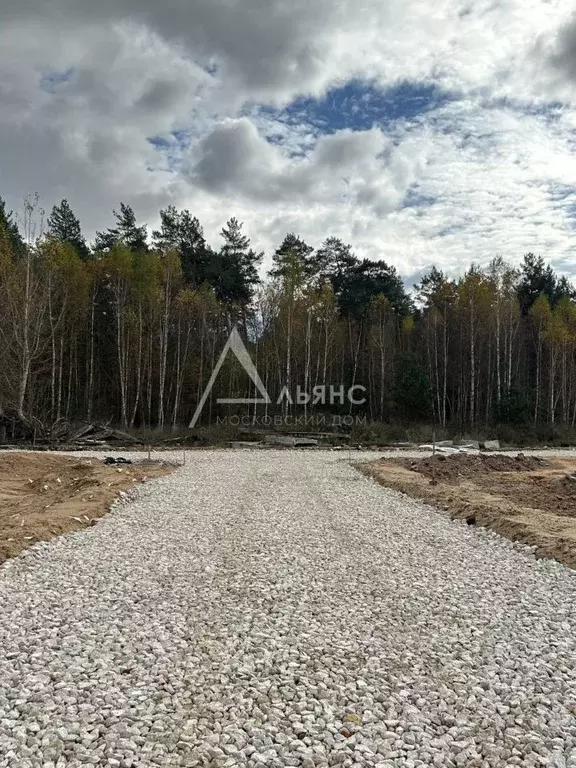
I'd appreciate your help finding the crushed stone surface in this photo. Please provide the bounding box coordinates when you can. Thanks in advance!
[0,450,575,768]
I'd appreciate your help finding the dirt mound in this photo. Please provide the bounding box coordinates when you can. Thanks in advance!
[361,454,576,570]
[405,453,546,482]
[0,452,173,565]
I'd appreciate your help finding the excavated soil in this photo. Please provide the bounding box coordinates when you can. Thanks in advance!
[361,453,576,569]
[0,452,174,565]
[406,452,546,481]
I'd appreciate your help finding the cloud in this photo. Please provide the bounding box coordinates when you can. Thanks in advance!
[0,20,207,236]
[549,14,576,84]
[177,100,576,282]
[1,0,576,281]
[4,0,335,104]
[189,120,413,218]
[5,0,575,105]
[191,119,281,197]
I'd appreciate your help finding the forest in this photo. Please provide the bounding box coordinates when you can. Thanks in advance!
[1,194,575,440]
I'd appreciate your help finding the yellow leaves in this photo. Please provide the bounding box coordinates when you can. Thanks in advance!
[132,252,162,304]
[174,287,196,313]
[543,315,567,346]
[554,295,576,334]
[457,270,494,315]
[402,314,415,333]
[546,314,575,347]
[370,293,392,316]
[159,249,183,284]
[532,294,576,347]
[0,225,18,285]
[313,281,337,319]
[40,238,81,273]
[529,293,552,328]
[174,286,219,321]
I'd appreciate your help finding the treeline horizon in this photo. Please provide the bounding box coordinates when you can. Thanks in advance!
[1,193,576,437]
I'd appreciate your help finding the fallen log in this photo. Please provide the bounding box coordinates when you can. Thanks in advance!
[67,423,96,443]
[103,428,144,444]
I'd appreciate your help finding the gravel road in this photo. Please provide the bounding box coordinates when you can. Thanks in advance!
[0,450,575,768]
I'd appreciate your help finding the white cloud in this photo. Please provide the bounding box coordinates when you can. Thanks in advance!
[177,102,576,279]
[1,0,576,281]
[5,0,576,105]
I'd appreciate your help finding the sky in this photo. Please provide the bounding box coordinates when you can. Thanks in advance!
[1,0,576,284]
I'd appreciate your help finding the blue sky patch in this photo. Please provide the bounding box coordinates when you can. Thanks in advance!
[148,136,171,150]
[549,183,576,228]
[39,68,74,93]
[148,130,192,153]
[258,80,453,136]
[401,188,436,211]
[147,130,194,173]
[487,97,566,122]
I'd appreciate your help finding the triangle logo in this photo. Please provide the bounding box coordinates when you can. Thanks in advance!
[189,326,271,428]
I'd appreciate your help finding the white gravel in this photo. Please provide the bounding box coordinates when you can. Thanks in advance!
[0,449,575,768]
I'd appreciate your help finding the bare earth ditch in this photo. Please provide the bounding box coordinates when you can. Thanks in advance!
[360,452,576,569]
[0,452,174,565]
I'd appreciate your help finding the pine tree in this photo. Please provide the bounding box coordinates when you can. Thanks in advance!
[153,206,210,285]
[554,275,576,304]
[210,218,262,304]
[0,196,25,256]
[94,203,148,253]
[338,258,412,318]
[518,253,557,313]
[308,237,357,288]
[47,199,90,260]
[415,266,446,306]
[270,234,313,280]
